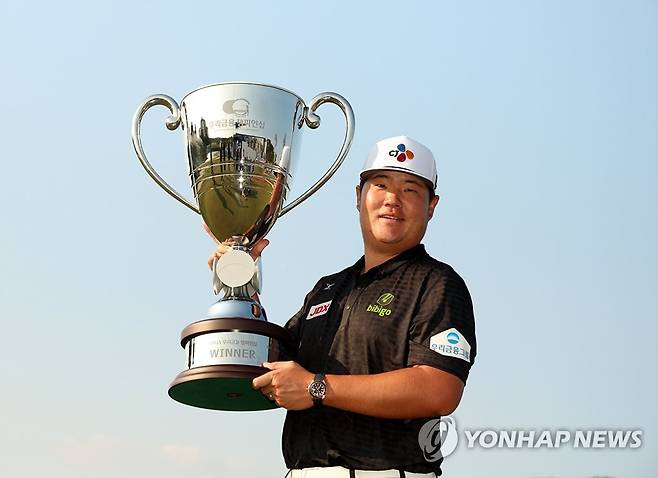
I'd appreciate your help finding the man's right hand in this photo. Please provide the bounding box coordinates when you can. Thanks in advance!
[204,224,270,270]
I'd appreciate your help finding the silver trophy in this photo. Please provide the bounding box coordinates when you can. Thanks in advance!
[132,82,354,411]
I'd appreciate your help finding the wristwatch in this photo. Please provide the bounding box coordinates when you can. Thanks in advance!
[307,373,327,406]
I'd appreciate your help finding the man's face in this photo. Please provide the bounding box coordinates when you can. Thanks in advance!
[356,171,439,256]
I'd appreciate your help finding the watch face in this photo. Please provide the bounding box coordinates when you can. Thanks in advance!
[309,380,327,399]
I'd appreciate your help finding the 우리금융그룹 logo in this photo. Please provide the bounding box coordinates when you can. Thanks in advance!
[430,328,471,363]
[389,143,415,162]
[447,332,460,345]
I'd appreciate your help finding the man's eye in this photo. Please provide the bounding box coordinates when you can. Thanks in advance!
[374,183,386,188]
[404,188,418,193]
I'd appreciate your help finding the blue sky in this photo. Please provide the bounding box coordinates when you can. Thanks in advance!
[0,1,656,477]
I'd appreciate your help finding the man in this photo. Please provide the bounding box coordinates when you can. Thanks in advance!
[208,136,476,477]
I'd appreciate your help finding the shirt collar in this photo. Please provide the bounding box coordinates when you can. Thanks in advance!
[352,244,428,280]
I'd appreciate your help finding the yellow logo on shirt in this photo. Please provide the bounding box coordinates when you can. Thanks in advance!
[377,292,395,306]
[367,293,395,316]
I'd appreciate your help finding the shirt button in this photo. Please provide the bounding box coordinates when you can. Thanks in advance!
[346,305,351,310]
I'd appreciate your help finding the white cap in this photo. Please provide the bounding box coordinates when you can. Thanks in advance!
[360,135,438,190]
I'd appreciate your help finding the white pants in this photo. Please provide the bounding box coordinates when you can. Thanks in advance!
[289,467,436,478]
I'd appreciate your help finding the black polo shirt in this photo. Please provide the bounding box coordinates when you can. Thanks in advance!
[281,244,476,474]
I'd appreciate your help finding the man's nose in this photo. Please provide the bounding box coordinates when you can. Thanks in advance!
[384,190,401,207]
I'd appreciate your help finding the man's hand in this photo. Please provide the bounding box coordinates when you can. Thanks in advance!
[204,223,269,270]
[252,361,315,410]
[251,361,464,417]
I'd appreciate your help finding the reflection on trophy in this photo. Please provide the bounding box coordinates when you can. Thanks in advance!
[131,83,354,411]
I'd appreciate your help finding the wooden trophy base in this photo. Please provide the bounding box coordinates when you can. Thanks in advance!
[168,316,291,411]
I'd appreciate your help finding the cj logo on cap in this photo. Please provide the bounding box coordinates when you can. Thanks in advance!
[389,143,415,162]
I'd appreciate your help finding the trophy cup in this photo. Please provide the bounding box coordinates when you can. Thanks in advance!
[131,82,354,411]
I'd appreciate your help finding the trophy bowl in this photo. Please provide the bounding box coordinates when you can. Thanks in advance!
[132,82,354,411]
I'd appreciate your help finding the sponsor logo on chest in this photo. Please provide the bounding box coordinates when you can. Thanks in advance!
[306,300,332,320]
[366,292,395,317]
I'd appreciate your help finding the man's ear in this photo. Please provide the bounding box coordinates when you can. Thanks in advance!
[355,185,361,211]
[428,194,440,220]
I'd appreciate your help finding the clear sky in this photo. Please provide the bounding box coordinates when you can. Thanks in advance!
[0,0,656,477]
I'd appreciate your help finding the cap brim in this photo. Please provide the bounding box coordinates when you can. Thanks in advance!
[359,167,436,191]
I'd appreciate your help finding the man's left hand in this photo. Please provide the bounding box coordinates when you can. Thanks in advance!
[252,361,315,410]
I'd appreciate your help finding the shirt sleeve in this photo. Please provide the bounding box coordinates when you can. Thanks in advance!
[406,266,477,384]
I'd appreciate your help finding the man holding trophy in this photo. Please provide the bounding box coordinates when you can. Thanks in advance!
[132,82,475,477]
[209,136,477,478]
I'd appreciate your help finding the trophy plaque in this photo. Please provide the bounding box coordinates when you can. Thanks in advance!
[131,82,354,411]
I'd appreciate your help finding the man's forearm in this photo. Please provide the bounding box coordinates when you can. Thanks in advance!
[323,365,463,419]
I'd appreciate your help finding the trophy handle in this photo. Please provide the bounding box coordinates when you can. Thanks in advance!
[131,94,201,214]
[278,92,355,217]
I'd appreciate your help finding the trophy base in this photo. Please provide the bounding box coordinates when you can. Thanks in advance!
[169,304,292,411]
[169,364,277,411]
